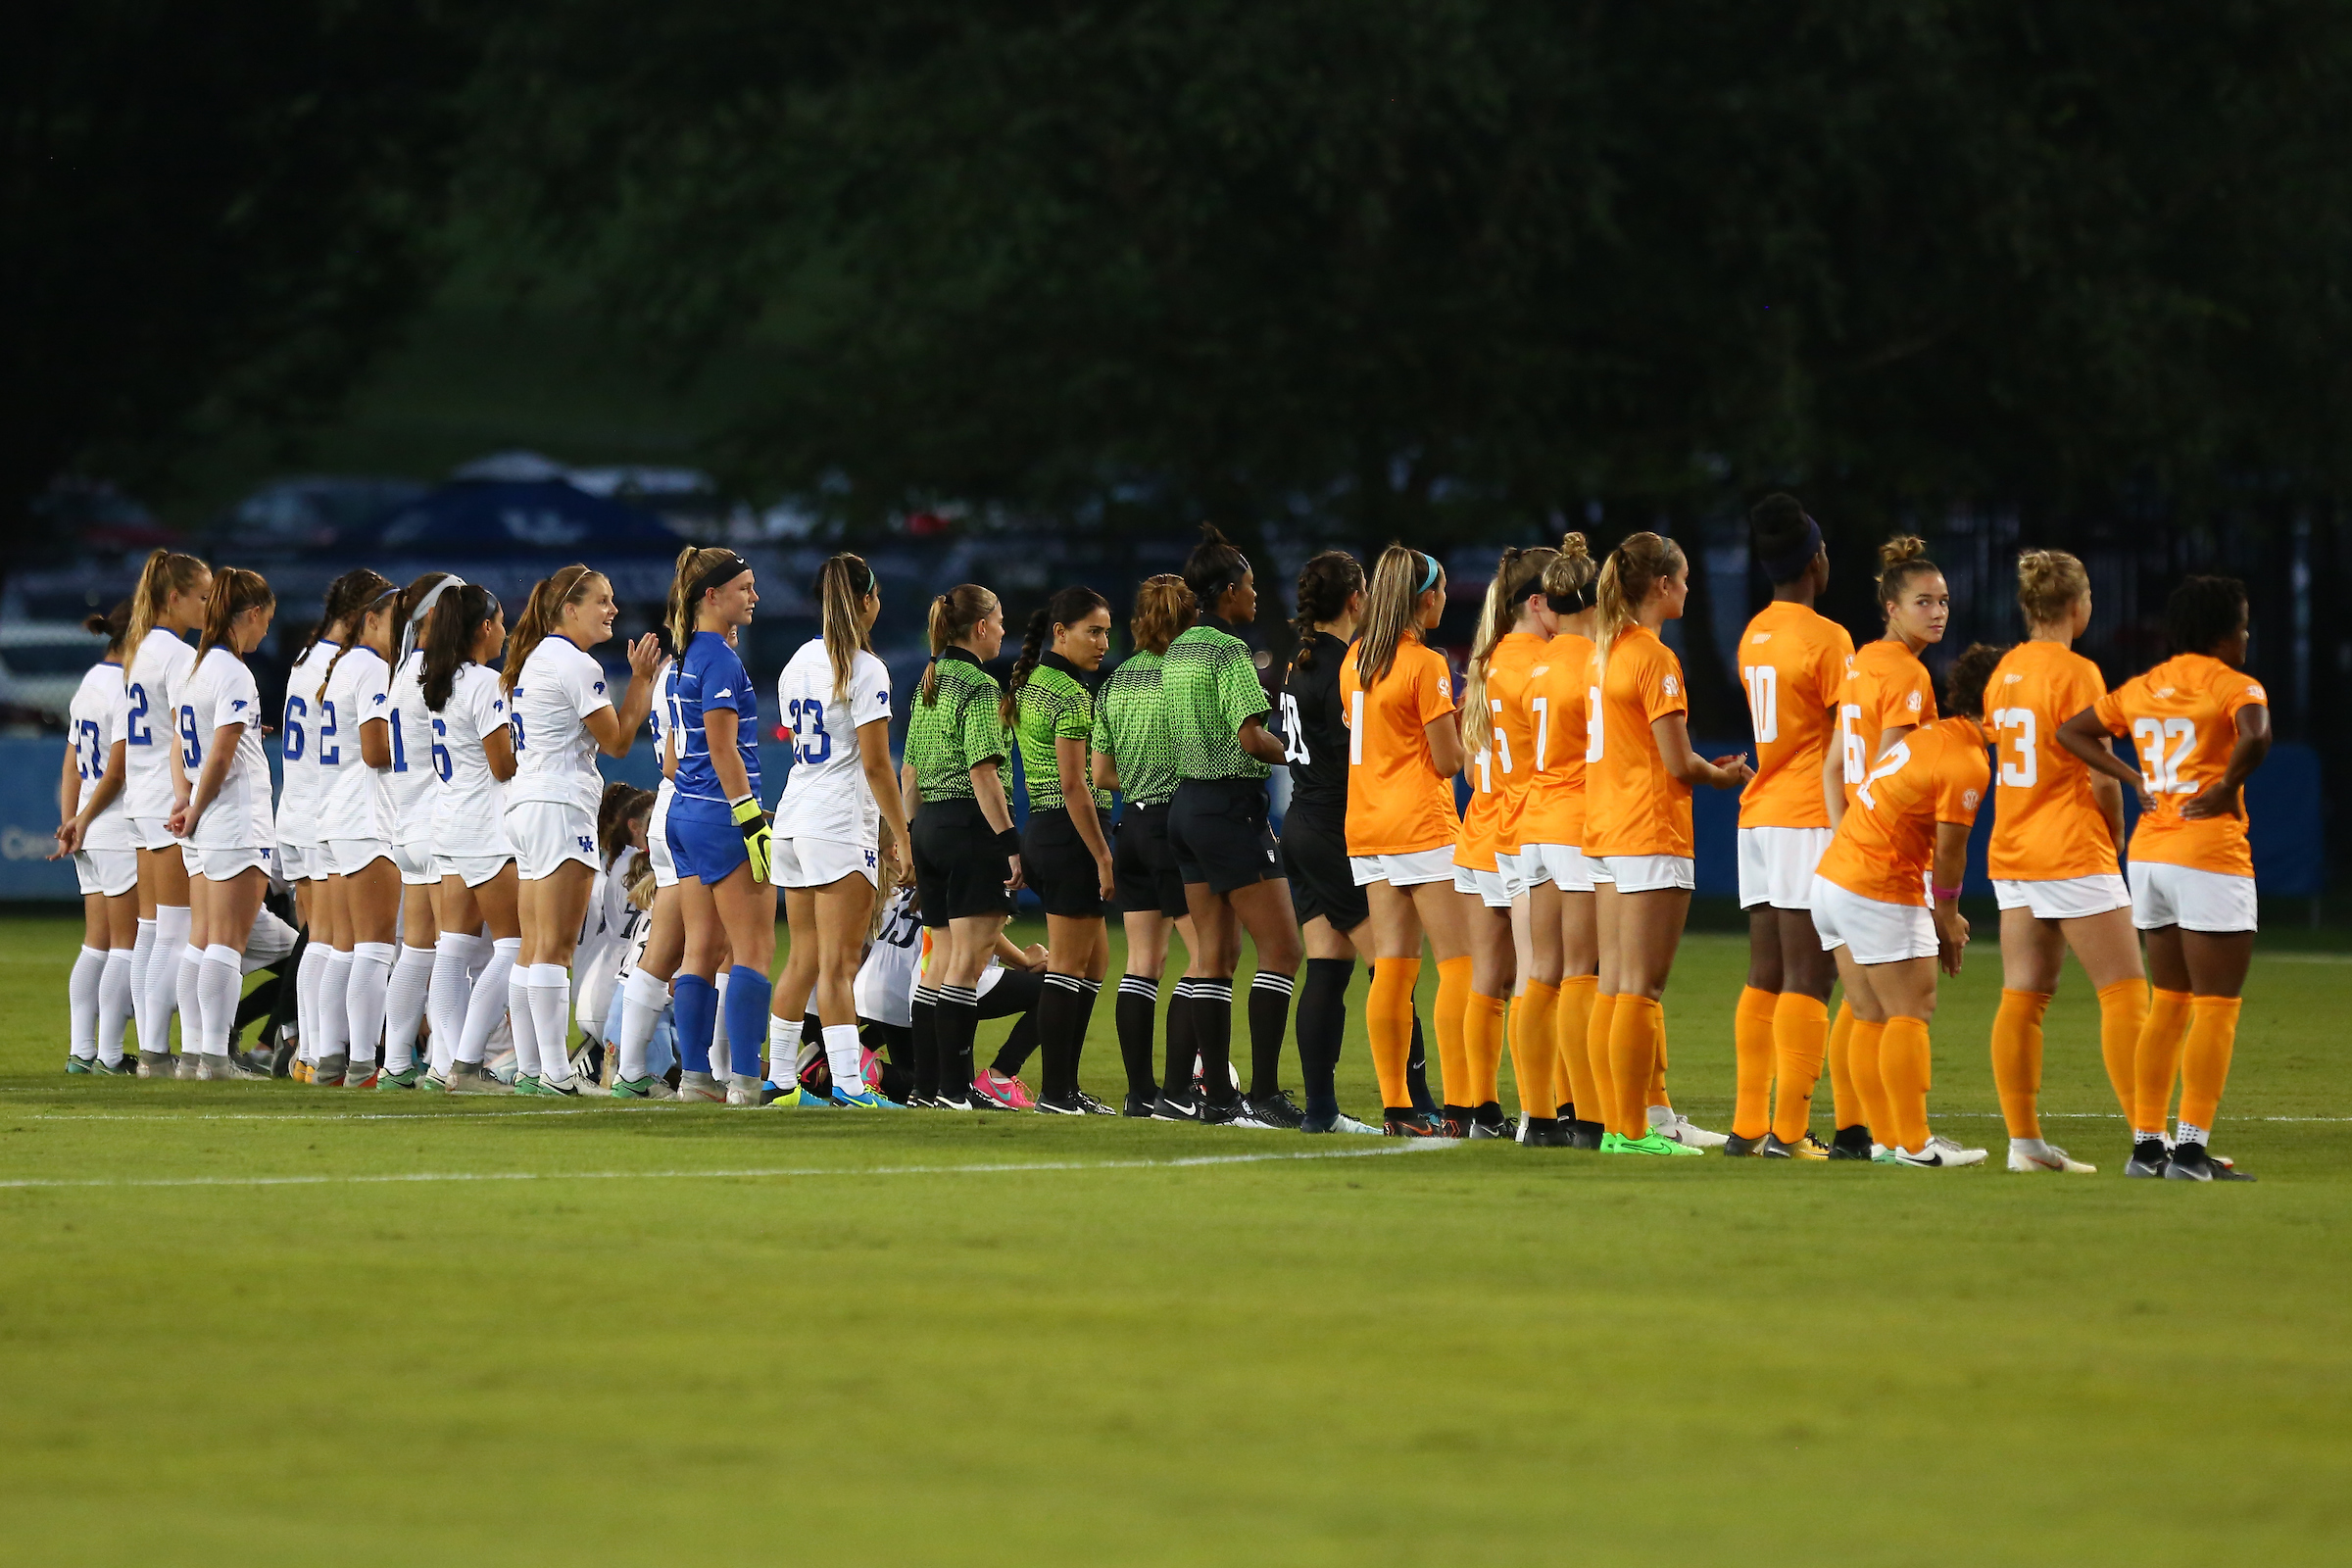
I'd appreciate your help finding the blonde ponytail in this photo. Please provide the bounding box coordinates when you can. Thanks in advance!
[502,564,606,696]
[1355,544,1439,687]
[817,553,877,704]
[122,549,209,685]
[920,585,999,706]
[1593,532,1685,662]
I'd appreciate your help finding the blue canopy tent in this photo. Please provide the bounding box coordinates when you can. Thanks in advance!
[332,480,687,603]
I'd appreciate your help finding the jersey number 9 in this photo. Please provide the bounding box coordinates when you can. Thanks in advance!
[177,704,202,769]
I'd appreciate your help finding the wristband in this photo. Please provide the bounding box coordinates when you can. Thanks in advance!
[1931,884,1962,901]
[998,827,1021,857]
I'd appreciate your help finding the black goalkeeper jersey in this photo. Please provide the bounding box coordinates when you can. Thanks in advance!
[1280,631,1352,821]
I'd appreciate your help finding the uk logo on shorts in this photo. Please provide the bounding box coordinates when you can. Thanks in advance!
[864,849,878,868]
[576,835,594,854]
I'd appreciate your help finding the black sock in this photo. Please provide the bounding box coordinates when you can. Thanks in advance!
[1073,977,1102,1096]
[1405,1004,1435,1112]
[1038,972,1085,1101]
[936,985,979,1098]
[1193,978,1237,1105]
[1116,975,1157,1099]
[910,987,940,1102]
[990,1017,1036,1078]
[1160,980,1198,1102]
[1245,970,1296,1099]
[1297,957,1352,1120]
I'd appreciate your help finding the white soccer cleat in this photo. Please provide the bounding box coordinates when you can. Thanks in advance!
[676,1071,726,1102]
[1649,1108,1730,1149]
[1894,1133,1988,1169]
[2008,1138,2096,1174]
[724,1081,763,1106]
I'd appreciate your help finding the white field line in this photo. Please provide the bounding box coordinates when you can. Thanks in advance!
[0,1142,1446,1192]
[17,1106,658,1123]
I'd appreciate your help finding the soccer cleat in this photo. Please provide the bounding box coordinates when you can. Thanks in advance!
[512,1074,544,1097]
[1122,1091,1160,1118]
[1035,1092,1086,1115]
[1563,1119,1606,1151]
[768,1084,835,1108]
[724,1080,762,1105]
[1761,1131,1832,1160]
[1468,1114,1519,1141]
[1439,1109,1478,1140]
[312,1054,349,1088]
[2164,1143,2254,1182]
[1072,1089,1119,1116]
[830,1085,902,1108]
[1303,1111,1383,1135]
[1599,1131,1623,1152]
[1242,1090,1306,1130]
[1649,1109,1730,1149]
[2008,1139,2096,1174]
[2124,1138,2171,1178]
[1891,1135,1987,1169]
[539,1075,584,1099]
[1383,1108,1446,1138]
[609,1074,676,1101]
[90,1056,135,1076]
[1200,1098,1277,1128]
[375,1064,423,1090]
[675,1070,726,1102]
[972,1068,1036,1111]
[174,1053,202,1080]
[1515,1117,1567,1148]
[1149,1093,1200,1123]
[446,1060,508,1095]
[137,1050,175,1078]
[1722,1132,1768,1157]
[955,1086,1013,1111]
[1614,1130,1706,1157]
[200,1054,267,1082]
[290,1057,314,1084]
[1827,1125,1876,1160]
[66,1054,94,1074]
[421,1068,452,1092]
[344,1062,381,1090]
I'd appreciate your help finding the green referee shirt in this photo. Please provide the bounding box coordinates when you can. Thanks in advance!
[1090,649,1178,808]
[905,647,1008,803]
[1012,652,1110,813]
[1160,621,1271,783]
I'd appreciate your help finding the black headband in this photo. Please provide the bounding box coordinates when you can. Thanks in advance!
[691,552,754,606]
[1759,515,1824,586]
[1545,579,1594,615]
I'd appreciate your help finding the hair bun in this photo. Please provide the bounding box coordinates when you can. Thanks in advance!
[1878,534,1930,572]
[1556,531,1591,564]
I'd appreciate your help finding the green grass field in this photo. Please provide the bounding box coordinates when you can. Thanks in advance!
[3,909,2347,1566]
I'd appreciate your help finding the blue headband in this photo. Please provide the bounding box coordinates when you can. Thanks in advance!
[1760,516,1823,585]
[1418,554,1441,594]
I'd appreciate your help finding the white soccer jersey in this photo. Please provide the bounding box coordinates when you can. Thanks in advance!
[507,636,613,814]
[429,662,514,859]
[773,639,892,848]
[385,651,438,847]
[180,646,274,851]
[855,886,922,1027]
[121,626,195,821]
[318,645,393,841]
[66,662,132,854]
[275,638,339,849]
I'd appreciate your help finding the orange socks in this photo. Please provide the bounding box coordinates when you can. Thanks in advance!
[1508,981,1558,1119]
[2178,996,2242,1138]
[2094,979,2149,1123]
[1769,992,1829,1145]
[1464,990,1506,1108]
[1554,975,1598,1119]
[1826,1002,1860,1130]
[1586,992,1619,1131]
[1879,1015,1934,1153]
[1365,956,1421,1110]
[1732,986,1778,1141]
[1990,989,2052,1139]
[1846,1018,1889,1140]
[1607,995,1662,1137]
[2133,989,2194,1136]
[1433,956,1473,1108]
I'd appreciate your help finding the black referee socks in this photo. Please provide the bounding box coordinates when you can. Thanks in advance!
[1115,974,1158,1100]
[1296,957,1354,1121]
[1247,970,1296,1100]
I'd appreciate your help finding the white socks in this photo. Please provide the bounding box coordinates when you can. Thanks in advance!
[198,945,242,1055]
[458,937,520,1066]
[128,918,157,1054]
[822,1023,862,1096]
[383,943,435,1073]
[345,941,394,1065]
[615,967,667,1082]
[527,964,573,1084]
[69,946,105,1060]
[427,933,487,1075]
[294,941,328,1062]
[147,906,191,1054]
[508,963,540,1079]
[97,948,133,1066]
[768,1014,804,1086]
[173,942,204,1057]
[315,949,354,1059]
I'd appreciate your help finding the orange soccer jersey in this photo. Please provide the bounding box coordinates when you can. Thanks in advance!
[1839,640,1938,806]
[1736,601,1854,830]
[1816,716,1990,906]
[1456,631,1546,870]
[1986,640,2118,882]
[1584,626,1693,860]
[2092,654,2269,878]
[1515,632,1594,851]
[1341,630,1463,857]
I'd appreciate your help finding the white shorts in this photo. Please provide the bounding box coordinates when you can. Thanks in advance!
[74,848,138,898]
[1738,825,1832,911]
[127,814,177,853]
[276,842,325,883]
[1994,873,2132,921]
[1450,863,1514,908]
[777,835,880,889]
[1595,854,1695,894]
[648,790,679,889]
[509,801,598,882]
[1520,842,1593,894]
[189,844,271,881]
[393,838,439,887]
[436,853,514,889]
[327,837,393,877]
[2129,860,2257,935]
[1493,849,1534,899]
[1349,847,1457,888]
[1810,875,1938,964]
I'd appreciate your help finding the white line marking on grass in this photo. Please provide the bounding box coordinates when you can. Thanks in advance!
[0,1143,1447,1191]
[18,1107,665,1123]
[1937,1112,2352,1123]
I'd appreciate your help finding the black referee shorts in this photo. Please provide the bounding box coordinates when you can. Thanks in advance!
[1112,802,1188,919]
[1166,778,1282,896]
[911,798,1016,928]
[1021,807,1109,919]
[1281,806,1367,932]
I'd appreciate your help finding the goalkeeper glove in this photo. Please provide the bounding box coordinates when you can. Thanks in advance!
[731,794,773,883]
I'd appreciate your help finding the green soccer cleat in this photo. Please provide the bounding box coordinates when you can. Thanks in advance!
[66,1055,94,1074]
[1600,1131,1624,1152]
[610,1075,676,1100]
[1615,1131,1705,1157]
[767,1084,835,1108]
[376,1065,423,1090]
[513,1074,543,1097]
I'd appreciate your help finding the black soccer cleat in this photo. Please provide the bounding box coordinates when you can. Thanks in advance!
[1149,1092,1200,1123]
[1723,1132,1768,1157]
[1035,1092,1086,1116]
[1242,1090,1306,1130]
[1121,1091,1159,1118]
[1072,1089,1119,1116]
[1516,1116,1567,1148]
[1383,1108,1446,1138]
[1564,1119,1606,1150]
[1761,1131,1832,1160]
[2163,1142,2254,1182]
[2124,1138,2171,1178]
[1827,1124,1876,1160]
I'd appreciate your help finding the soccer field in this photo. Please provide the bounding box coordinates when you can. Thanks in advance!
[3,911,2347,1566]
